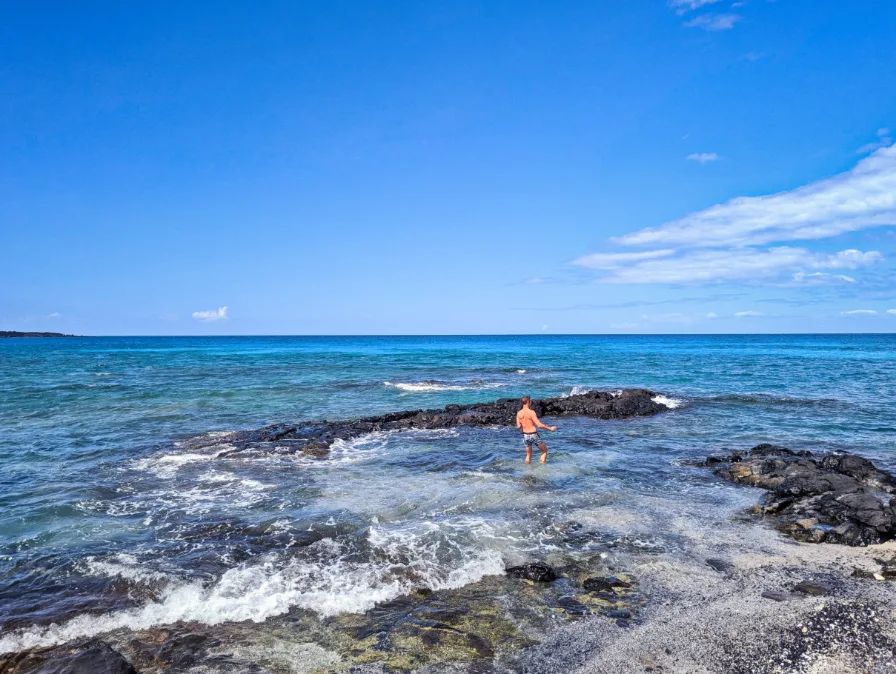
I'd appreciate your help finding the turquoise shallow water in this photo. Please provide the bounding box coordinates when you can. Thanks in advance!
[1,334,894,650]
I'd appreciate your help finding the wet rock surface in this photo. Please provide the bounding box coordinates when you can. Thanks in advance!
[0,640,137,674]
[694,444,896,546]
[218,389,668,458]
[505,563,557,583]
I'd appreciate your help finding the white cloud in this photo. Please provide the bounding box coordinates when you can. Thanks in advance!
[706,312,718,319]
[687,152,719,163]
[792,271,856,285]
[888,309,896,315]
[841,309,878,315]
[857,131,893,154]
[669,0,722,13]
[580,246,881,285]
[615,145,896,248]
[735,310,763,317]
[573,249,676,269]
[824,249,884,268]
[47,312,61,319]
[192,306,229,322]
[685,13,742,30]
[524,277,544,284]
[610,322,640,329]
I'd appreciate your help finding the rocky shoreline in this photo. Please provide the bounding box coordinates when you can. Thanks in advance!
[4,395,896,673]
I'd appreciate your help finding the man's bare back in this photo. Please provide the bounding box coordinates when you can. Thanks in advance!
[515,396,557,464]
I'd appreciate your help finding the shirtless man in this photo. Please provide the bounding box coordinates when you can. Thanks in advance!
[515,395,557,464]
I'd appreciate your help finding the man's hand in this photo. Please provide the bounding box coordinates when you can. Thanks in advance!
[549,425,557,431]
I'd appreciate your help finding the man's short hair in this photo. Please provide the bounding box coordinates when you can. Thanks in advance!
[521,395,531,405]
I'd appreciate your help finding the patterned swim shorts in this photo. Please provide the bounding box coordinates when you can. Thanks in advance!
[522,432,542,448]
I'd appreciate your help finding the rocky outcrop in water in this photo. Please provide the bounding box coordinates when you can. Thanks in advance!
[220,388,669,458]
[696,444,896,546]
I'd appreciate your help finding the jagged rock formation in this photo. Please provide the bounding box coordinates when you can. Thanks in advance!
[694,444,896,546]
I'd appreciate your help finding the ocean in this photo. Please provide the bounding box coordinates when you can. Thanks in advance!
[1,334,894,655]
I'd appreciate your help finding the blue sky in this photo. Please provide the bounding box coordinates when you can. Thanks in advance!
[2,1,895,335]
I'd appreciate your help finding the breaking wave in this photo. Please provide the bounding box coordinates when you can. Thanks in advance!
[652,395,684,409]
[0,524,504,654]
[384,380,507,393]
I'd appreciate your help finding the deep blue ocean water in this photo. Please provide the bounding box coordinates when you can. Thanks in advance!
[1,334,894,651]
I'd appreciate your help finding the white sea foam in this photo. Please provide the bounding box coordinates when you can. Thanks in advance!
[561,385,592,398]
[132,447,234,479]
[321,428,458,468]
[82,554,175,588]
[0,525,505,654]
[516,369,526,374]
[652,394,684,409]
[384,381,506,393]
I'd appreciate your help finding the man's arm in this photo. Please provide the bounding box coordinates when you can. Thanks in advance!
[533,413,557,432]
[516,411,523,431]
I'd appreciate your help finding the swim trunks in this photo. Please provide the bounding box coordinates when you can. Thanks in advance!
[522,432,542,448]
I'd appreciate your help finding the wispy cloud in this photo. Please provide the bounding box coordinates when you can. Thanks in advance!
[46,312,61,319]
[573,249,676,269]
[685,13,742,30]
[841,309,878,315]
[192,306,229,322]
[668,0,723,13]
[888,309,896,315]
[577,247,882,285]
[857,127,893,155]
[706,312,718,319]
[610,322,640,330]
[615,145,896,249]
[735,310,763,317]
[687,152,719,163]
[792,271,856,285]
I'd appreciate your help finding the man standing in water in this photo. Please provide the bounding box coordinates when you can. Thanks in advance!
[515,396,557,464]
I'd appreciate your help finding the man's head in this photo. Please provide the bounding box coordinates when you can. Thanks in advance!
[521,395,531,408]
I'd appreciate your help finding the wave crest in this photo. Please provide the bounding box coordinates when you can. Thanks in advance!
[384,381,506,393]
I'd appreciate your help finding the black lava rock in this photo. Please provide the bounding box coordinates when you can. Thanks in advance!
[583,576,632,592]
[505,563,558,582]
[694,444,896,546]
[221,389,670,457]
[30,641,137,674]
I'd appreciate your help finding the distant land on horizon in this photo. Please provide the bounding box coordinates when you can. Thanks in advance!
[0,331,77,338]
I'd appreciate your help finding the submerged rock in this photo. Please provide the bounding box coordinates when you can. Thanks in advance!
[0,640,137,674]
[583,576,632,592]
[220,389,669,458]
[695,444,896,546]
[505,563,558,582]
